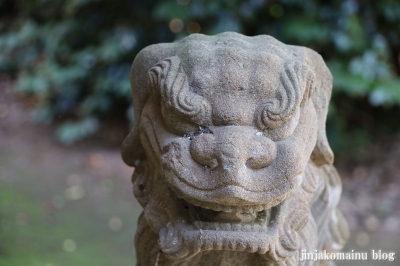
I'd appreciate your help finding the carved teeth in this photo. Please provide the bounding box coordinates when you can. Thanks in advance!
[231,224,241,231]
[181,194,282,233]
[243,224,252,231]
[252,224,263,232]
[224,223,231,231]
[193,221,203,229]
[192,221,268,232]
[254,204,266,212]
[213,223,221,230]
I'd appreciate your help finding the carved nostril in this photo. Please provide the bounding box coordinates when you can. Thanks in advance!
[246,156,270,169]
[190,133,218,168]
[205,158,218,169]
[246,134,276,169]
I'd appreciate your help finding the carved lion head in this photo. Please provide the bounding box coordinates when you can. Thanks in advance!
[122,32,347,265]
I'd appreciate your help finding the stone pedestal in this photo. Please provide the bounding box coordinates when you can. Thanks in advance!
[122,32,349,266]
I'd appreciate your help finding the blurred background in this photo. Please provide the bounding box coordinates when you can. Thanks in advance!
[0,0,399,265]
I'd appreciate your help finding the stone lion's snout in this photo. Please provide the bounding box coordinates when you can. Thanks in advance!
[190,126,277,178]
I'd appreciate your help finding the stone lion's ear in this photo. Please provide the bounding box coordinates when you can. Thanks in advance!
[281,60,333,166]
[121,125,145,166]
[311,132,334,166]
[308,55,334,166]
[121,56,184,166]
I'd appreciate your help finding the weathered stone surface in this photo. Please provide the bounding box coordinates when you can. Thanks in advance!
[122,32,349,266]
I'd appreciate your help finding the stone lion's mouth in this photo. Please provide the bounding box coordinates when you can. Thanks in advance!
[158,197,300,261]
[183,197,273,233]
[180,191,287,214]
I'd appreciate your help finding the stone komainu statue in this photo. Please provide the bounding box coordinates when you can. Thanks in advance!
[122,32,349,266]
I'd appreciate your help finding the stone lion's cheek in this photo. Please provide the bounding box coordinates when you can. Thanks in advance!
[272,101,318,178]
[293,100,319,159]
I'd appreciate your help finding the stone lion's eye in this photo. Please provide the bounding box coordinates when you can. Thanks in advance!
[257,107,300,141]
[149,56,212,129]
[257,100,289,130]
[255,61,314,133]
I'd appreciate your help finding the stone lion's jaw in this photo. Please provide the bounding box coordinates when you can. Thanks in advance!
[158,196,301,262]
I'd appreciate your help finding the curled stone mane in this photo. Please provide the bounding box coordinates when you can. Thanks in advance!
[148,56,212,127]
[122,32,349,266]
[257,61,315,130]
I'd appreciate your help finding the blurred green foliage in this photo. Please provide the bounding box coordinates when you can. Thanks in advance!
[0,0,399,148]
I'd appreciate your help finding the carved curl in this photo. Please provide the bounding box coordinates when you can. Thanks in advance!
[148,56,212,126]
[257,61,315,130]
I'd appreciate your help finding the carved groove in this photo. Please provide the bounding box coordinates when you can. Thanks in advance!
[148,56,212,125]
[257,61,315,130]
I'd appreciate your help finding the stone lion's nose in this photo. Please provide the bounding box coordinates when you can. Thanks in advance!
[189,126,276,171]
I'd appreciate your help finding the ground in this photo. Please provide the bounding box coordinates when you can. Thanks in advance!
[1,75,399,265]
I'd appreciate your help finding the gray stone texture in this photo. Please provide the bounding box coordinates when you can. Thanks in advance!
[122,32,349,266]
